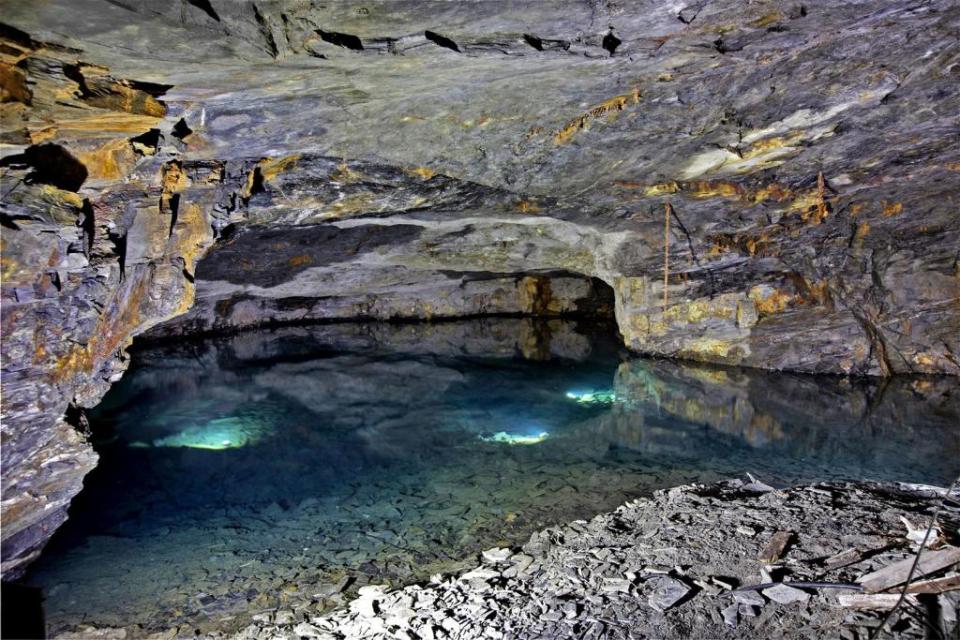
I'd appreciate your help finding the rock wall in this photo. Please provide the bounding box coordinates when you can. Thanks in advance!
[2,0,959,578]
[0,29,220,578]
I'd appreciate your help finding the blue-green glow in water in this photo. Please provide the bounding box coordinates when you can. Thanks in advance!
[478,429,550,445]
[22,320,960,635]
[130,416,271,450]
[565,389,617,406]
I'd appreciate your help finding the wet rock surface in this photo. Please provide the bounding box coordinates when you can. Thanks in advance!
[2,0,960,583]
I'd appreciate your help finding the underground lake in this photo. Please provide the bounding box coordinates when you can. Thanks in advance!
[20,319,960,636]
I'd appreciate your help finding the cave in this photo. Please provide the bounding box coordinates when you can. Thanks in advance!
[1,2,959,638]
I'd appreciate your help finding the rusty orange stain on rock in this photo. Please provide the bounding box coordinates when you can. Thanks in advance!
[255,154,301,184]
[331,160,364,184]
[630,179,796,205]
[852,221,871,246]
[645,182,682,197]
[749,286,794,316]
[287,254,313,267]
[171,202,212,272]
[515,199,541,213]
[749,11,785,28]
[160,160,189,214]
[406,166,436,180]
[75,138,138,181]
[0,61,31,103]
[881,201,903,217]
[553,86,641,144]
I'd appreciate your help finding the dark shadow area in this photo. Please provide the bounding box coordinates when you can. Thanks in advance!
[195,222,423,287]
[1,583,45,639]
[523,34,543,51]
[425,30,459,52]
[171,118,193,140]
[130,128,161,154]
[185,0,220,22]
[602,31,621,55]
[318,29,364,50]
[0,144,88,191]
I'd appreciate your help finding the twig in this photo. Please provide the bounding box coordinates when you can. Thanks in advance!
[868,474,960,639]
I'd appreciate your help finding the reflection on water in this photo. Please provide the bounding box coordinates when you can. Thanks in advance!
[24,319,960,634]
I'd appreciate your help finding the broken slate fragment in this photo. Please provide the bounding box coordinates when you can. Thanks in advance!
[837,593,919,610]
[481,547,512,564]
[900,515,943,548]
[857,546,960,593]
[732,590,765,607]
[744,473,776,493]
[825,548,862,569]
[758,531,793,563]
[721,602,740,626]
[601,577,632,593]
[646,576,691,611]
[762,583,810,605]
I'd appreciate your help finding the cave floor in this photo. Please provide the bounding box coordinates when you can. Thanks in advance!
[247,480,960,640]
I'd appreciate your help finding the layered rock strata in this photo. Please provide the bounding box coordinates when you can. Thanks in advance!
[2,0,960,579]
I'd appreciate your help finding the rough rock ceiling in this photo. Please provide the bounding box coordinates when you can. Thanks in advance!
[1,0,959,578]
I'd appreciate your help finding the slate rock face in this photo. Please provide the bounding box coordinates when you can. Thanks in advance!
[1,0,959,577]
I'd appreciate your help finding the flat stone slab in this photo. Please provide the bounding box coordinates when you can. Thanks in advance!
[646,576,692,611]
[763,583,811,605]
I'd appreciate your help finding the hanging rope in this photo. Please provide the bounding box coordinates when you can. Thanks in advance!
[663,201,671,312]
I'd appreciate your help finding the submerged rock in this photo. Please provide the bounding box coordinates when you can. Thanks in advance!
[130,416,272,450]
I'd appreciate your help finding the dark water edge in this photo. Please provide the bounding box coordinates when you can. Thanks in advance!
[21,318,960,635]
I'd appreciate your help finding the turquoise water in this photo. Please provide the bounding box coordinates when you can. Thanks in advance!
[24,320,960,635]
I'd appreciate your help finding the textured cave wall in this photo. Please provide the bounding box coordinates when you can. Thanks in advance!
[2,0,960,578]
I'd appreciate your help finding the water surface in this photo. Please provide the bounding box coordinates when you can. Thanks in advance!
[25,319,960,634]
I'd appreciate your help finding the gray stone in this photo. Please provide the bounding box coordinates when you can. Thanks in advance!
[733,590,766,607]
[721,603,740,627]
[646,576,692,611]
[481,547,513,564]
[762,584,811,605]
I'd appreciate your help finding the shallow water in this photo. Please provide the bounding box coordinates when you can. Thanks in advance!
[25,319,960,634]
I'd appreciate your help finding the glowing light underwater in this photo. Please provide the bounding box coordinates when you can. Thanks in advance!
[479,430,550,445]
[565,389,617,406]
[130,417,272,450]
